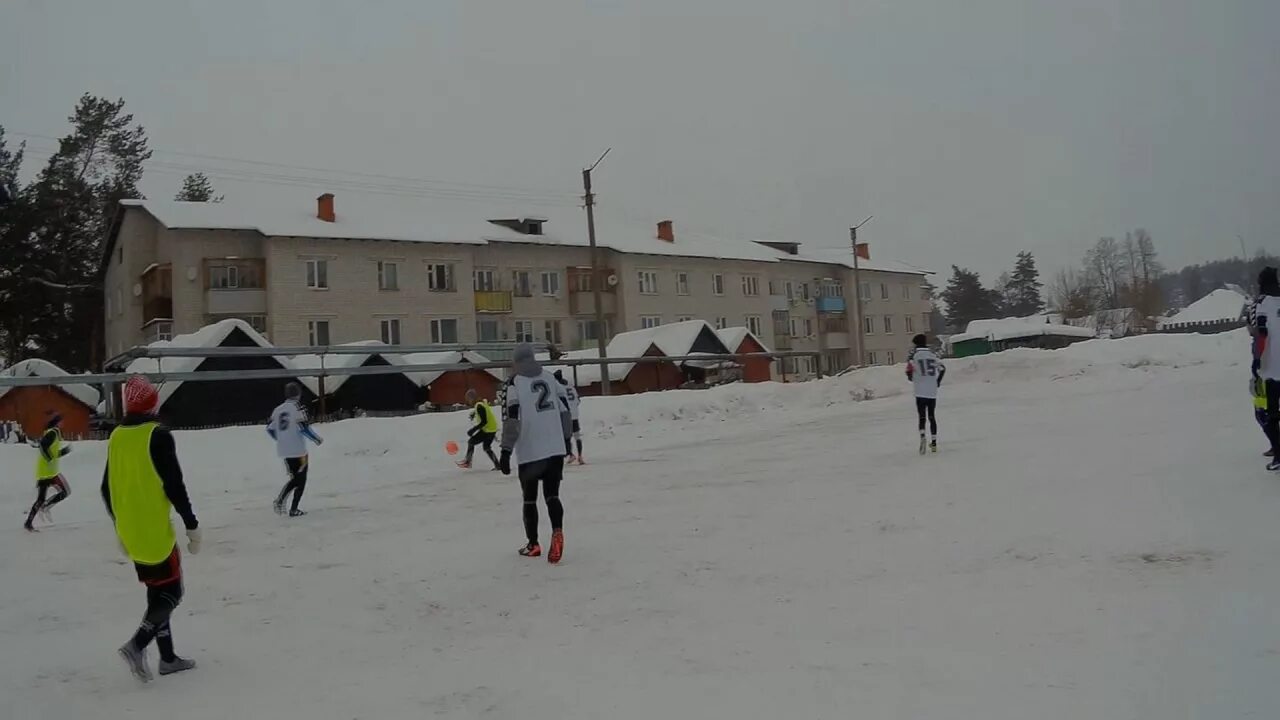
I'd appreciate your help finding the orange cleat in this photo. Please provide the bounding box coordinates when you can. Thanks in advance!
[519,542,542,557]
[548,530,564,564]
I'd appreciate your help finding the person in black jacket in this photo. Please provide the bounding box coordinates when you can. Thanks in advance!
[102,376,201,681]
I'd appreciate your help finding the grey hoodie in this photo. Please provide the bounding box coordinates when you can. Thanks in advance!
[501,343,573,454]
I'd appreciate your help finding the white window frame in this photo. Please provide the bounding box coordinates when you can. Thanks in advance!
[540,271,561,297]
[676,272,690,296]
[712,274,725,296]
[789,318,800,338]
[741,275,760,297]
[715,317,728,330]
[511,270,533,297]
[429,318,459,344]
[638,270,659,295]
[883,315,893,334]
[784,280,794,299]
[640,315,662,329]
[676,315,694,323]
[902,284,912,300]
[308,320,330,347]
[745,315,762,336]
[473,268,497,292]
[306,259,329,290]
[377,261,399,291]
[577,319,609,343]
[210,265,240,289]
[476,318,501,342]
[379,318,402,345]
[867,350,878,365]
[514,320,535,343]
[800,282,811,301]
[427,263,455,292]
[804,318,813,336]
[880,282,889,300]
[887,350,896,364]
[864,315,875,335]
[543,320,562,345]
[905,315,915,333]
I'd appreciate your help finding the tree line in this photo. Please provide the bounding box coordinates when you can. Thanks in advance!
[940,251,1045,331]
[0,95,221,371]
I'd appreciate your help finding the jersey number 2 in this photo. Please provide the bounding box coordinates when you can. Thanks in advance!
[277,414,291,431]
[531,380,554,412]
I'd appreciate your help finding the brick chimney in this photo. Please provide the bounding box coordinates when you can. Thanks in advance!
[657,220,674,242]
[317,193,335,223]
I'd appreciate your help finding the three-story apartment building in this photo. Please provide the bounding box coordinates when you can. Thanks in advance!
[102,195,932,376]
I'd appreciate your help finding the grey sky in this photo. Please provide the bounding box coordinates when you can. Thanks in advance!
[3,0,1278,283]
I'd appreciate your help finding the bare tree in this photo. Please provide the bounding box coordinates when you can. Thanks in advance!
[1085,237,1127,310]
[1049,268,1096,318]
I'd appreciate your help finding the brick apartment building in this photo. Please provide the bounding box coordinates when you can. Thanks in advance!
[101,194,932,376]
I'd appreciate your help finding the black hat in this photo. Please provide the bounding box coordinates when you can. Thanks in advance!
[912,333,928,347]
[285,381,302,400]
[1259,267,1279,295]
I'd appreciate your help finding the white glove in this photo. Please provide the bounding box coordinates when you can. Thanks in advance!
[186,527,203,555]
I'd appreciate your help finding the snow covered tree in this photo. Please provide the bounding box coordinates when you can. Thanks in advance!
[175,172,222,202]
[942,265,1002,332]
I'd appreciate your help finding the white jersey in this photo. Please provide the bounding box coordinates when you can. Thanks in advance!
[563,384,581,421]
[505,370,570,464]
[907,347,945,400]
[1256,295,1280,380]
[268,400,313,459]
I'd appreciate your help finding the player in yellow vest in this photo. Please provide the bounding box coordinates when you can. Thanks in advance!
[24,413,72,531]
[456,389,501,470]
[102,376,202,682]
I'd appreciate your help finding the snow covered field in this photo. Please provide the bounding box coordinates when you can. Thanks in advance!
[2,330,1276,719]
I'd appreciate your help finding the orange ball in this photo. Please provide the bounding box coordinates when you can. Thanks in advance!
[445,440,460,456]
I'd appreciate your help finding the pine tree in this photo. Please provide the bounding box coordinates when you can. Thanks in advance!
[941,265,1002,332]
[1002,251,1044,317]
[175,172,222,202]
[5,95,151,370]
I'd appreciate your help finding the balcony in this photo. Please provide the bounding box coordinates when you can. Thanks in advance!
[568,267,618,316]
[816,296,846,314]
[143,297,173,325]
[206,288,267,315]
[475,290,513,314]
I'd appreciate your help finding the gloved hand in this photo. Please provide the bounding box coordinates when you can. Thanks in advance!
[499,450,512,476]
[60,446,72,456]
[186,527,203,555]
[467,427,478,438]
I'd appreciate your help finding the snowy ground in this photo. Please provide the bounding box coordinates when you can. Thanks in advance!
[2,330,1277,719]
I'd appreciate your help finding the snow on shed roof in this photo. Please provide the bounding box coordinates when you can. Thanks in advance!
[1158,288,1248,328]
[543,321,730,386]
[0,358,100,408]
[398,351,503,387]
[951,316,1096,344]
[715,326,772,353]
[124,319,317,405]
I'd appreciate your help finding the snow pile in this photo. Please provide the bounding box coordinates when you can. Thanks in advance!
[1158,288,1248,327]
[0,358,100,407]
[951,314,1095,344]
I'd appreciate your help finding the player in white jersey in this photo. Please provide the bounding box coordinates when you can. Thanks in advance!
[905,333,946,454]
[266,382,323,516]
[1251,267,1280,469]
[554,370,585,464]
[501,344,572,563]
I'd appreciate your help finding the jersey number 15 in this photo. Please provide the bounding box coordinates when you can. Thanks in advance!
[915,358,938,377]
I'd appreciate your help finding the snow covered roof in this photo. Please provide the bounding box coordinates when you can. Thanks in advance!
[715,326,772,353]
[0,359,100,408]
[951,315,1096,344]
[543,321,730,385]
[124,319,317,405]
[782,246,934,276]
[398,351,503,387]
[1158,288,1248,328]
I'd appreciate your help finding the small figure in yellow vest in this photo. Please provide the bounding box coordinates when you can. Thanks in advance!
[1254,377,1273,458]
[102,376,202,682]
[24,413,72,531]
[457,389,501,470]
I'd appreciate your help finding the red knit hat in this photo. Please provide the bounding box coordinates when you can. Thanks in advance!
[123,375,159,415]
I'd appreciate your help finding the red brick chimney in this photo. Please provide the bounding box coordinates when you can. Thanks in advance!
[657,220,674,242]
[317,193,335,223]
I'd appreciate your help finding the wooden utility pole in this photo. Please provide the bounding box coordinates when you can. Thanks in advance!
[583,149,612,395]
[850,215,873,366]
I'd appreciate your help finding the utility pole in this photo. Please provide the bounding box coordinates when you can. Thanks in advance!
[583,148,612,395]
[850,215,873,366]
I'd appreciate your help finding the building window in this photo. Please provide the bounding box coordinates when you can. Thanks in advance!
[209,265,240,289]
[801,282,811,301]
[859,282,871,301]
[543,320,562,345]
[473,269,496,292]
[867,350,878,365]
[308,320,330,346]
[149,321,173,342]
[745,315,762,336]
[864,315,875,334]
[306,259,329,290]
[715,317,728,330]
[804,318,813,336]
[883,315,893,334]
[920,284,931,300]
[676,272,690,296]
[380,318,402,345]
[514,320,535,343]
[741,275,760,297]
[784,281,795,299]
[428,263,455,292]
[511,270,532,297]
[887,350,896,364]
[430,318,458,344]
[712,274,725,296]
[789,318,800,338]
[578,319,609,343]
[476,319,501,342]
[638,270,659,295]
[768,280,778,296]
[540,271,561,297]
[640,315,662,329]
[377,262,399,291]
[902,284,912,300]
[880,283,889,300]
[676,315,694,322]
[905,315,915,333]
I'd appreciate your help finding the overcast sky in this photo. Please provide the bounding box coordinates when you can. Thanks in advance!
[3,0,1278,282]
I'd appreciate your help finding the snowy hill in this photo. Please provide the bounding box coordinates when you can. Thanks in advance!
[2,330,1276,719]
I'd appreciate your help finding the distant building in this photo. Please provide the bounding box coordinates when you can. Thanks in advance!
[1156,288,1248,334]
[0,359,100,439]
[948,315,1096,357]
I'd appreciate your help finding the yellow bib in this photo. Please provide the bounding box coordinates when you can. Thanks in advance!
[477,400,499,433]
[35,429,62,480]
[107,423,176,565]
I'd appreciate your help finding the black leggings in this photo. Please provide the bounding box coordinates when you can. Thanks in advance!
[129,550,185,662]
[276,457,309,512]
[25,476,69,526]
[916,397,938,436]
[466,431,499,466]
[1264,379,1280,456]
[519,456,565,543]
